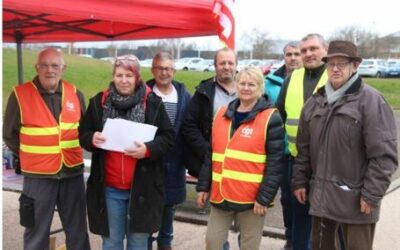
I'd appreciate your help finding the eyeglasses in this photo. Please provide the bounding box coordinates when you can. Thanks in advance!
[326,61,351,70]
[153,66,175,73]
[37,63,62,70]
[114,55,139,65]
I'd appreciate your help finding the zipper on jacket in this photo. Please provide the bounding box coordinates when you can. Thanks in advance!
[127,161,136,233]
[121,153,125,185]
[93,98,105,183]
[152,100,162,124]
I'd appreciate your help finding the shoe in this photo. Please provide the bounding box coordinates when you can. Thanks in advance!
[282,240,293,250]
[158,247,172,250]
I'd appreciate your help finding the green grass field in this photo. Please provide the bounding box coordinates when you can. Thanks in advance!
[3,48,400,110]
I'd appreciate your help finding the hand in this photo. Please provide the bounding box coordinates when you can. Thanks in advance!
[253,201,267,216]
[360,198,374,214]
[294,188,307,204]
[197,192,209,209]
[124,141,147,159]
[92,132,106,147]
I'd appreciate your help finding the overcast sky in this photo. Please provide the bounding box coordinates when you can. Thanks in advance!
[34,0,399,50]
[194,0,399,50]
[235,0,397,40]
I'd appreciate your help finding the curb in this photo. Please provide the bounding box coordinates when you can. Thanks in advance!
[387,176,400,194]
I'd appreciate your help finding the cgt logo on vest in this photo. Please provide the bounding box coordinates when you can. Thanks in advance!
[240,126,253,138]
[66,101,75,112]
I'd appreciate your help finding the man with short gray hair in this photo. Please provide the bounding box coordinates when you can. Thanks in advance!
[264,41,302,250]
[147,51,191,250]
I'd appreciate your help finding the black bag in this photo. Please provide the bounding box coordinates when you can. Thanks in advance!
[19,193,35,228]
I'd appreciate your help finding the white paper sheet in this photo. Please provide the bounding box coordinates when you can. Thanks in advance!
[99,118,158,152]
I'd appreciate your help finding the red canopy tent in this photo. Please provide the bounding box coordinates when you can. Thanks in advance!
[3,0,219,82]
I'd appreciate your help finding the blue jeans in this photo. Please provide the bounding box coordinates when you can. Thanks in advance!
[149,204,176,248]
[289,157,312,250]
[103,187,150,250]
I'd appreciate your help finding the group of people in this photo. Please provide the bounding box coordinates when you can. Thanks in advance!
[3,33,398,250]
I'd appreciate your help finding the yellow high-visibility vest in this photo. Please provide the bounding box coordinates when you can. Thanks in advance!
[285,68,327,156]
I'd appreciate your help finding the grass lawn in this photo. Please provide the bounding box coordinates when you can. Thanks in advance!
[3,48,400,110]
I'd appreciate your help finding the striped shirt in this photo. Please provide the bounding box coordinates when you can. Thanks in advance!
[153,85,178,125]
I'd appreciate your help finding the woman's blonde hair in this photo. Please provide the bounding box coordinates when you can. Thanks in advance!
[235,66,265,97]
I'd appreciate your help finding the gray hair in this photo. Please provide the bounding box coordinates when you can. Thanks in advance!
[152,51,175,67]
[283,41,300,53]
[301,33,328,47]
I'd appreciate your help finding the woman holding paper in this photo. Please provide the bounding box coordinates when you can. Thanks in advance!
[79,55,174,250]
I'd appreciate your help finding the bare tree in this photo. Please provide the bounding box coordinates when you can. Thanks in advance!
[107,44,117,57]
[152,39,184,58]
[329,25,382,58]
[239,28,274,59]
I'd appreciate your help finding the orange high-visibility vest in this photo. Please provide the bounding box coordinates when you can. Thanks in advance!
[14,81,83,175]
[210,106,274,204]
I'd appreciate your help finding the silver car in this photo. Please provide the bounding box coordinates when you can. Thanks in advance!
[358,59,387,78]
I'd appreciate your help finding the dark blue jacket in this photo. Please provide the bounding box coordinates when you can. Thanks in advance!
[147,79,192,205]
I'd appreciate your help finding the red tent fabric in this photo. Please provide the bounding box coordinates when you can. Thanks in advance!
[3,0,218,43]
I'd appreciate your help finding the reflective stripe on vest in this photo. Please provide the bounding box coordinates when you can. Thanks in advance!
[285,68,327,156]
[15,81,83,175]
[210,106,274,204]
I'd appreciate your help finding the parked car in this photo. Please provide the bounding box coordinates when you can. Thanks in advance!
[269,60,284,72]
[78,54,93,58]
[386,62,400,77]
[259,60,275,75]
[189,59,214,72]
[358,59,387,78]
[140,58,153,68]
[236,59,262,71]
[100,57,115,64]
[175,57,204,71]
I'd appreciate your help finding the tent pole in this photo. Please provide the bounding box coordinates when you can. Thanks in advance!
[15,31,24,84]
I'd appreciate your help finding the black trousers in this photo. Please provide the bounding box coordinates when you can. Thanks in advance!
[21,175,90,250]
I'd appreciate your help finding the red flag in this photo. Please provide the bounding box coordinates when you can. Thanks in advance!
[213,0,235,49]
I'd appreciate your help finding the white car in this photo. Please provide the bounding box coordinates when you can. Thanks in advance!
[358,59,387,78]
[100,57,115,64]
[236,59,262,71]
[78,54,93,58]
[175,57,204,71]
[189,59,214,72]
[140,59,153,68]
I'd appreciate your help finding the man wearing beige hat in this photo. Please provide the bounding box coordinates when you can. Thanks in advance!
[292,40,398,250]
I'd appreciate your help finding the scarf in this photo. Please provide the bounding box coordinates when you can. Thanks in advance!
[325,72,359,104]
[102,82,146,125]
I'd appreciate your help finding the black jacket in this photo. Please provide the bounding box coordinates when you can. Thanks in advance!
[181,77,216,177]
[79,90,175,236]
[196,95,285,211]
